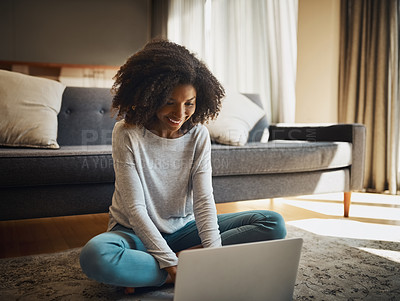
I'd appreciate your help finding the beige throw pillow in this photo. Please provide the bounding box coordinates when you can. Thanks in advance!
[0,70,66,149]
[206,87,266,146]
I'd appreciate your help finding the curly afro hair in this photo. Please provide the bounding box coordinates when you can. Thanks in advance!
[111,39,225,132]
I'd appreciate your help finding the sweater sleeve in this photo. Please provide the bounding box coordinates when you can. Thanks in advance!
[191,127,222,248]
[111,125,178,269]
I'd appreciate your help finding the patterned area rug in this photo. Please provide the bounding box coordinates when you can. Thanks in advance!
[0,224,399,300]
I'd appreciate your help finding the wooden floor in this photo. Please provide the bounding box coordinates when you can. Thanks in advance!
[1,192,399,258]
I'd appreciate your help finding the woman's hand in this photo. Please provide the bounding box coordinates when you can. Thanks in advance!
[165,245,202,284]
[176,244,203,258]
[164,265,177,283]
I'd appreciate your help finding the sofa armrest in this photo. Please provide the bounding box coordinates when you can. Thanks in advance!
[268,124,366,190]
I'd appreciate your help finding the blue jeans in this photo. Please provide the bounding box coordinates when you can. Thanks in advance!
[80,210,286,287]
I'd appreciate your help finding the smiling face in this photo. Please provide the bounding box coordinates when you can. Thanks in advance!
[149,84,197,138]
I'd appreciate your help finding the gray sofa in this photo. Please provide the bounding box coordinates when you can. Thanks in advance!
[0,87,366,221]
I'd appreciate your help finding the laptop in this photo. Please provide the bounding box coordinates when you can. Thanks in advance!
[173,237,303,301]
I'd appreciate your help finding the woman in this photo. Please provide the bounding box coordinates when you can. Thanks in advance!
[79,39,286,294]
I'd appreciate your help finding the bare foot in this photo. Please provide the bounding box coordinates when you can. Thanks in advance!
[124,287,135,295]
[165,273,174,284]
[164,266,177,284]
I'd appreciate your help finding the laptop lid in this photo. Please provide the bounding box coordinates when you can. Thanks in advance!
[174,237,303,301]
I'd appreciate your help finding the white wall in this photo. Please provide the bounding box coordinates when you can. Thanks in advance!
[295,0,341,123]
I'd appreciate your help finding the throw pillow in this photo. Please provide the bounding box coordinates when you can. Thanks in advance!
[245,93,270,143]
[0,70,66,149]
[206,87,266,146]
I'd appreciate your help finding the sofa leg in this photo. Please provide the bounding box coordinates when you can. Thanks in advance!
[344,191,351,217]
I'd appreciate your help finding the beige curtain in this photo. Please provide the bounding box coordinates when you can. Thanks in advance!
[388,0,400,194]
[339,0,400,193]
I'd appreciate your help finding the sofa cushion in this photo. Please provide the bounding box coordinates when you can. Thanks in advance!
[0,141,352,187]
[211,141,353,176]
[0,145,114,188]
[206,88,265,146]
[0,70,65,149]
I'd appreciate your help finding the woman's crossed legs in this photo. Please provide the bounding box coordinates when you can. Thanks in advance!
[79,210,286,288]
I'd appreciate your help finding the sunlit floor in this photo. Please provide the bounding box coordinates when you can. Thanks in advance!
[217,192,400,263]
[0,192,399,259]
[218,192,400,241]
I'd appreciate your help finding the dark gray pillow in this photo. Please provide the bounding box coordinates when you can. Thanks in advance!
[243,93,269,143]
